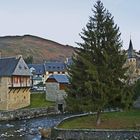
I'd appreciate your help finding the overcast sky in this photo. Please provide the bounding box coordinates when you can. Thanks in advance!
[0,0,139,51]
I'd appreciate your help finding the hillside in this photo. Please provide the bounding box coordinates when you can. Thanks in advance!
[0,35,75,63]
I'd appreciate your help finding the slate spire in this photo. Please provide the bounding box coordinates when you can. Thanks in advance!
[128,39,135,58]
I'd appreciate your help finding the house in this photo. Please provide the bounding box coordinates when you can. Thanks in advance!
[44,61,67,80]
[28,64,45,88]
[46,74,69,112]
[0,55,31,111]
[28,59,72,92]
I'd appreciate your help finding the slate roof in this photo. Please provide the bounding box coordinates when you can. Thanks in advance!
[28,64,45,75]
[0,56,31,76]
[44,61,66,72]
[127,39,135,58]
[0,57,19,76]
[48,74,69,83]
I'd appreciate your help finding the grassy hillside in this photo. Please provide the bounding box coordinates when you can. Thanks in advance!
[0,35,75,63]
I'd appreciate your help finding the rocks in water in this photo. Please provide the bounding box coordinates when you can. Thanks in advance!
[6,124,14,128]
[38,127,51,138]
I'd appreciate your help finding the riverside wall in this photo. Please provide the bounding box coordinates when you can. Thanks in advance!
[0,106,56,121]
[51,128,140,140]
[51,113,140,140]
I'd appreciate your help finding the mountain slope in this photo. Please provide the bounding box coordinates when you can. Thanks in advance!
[0,35,75,63]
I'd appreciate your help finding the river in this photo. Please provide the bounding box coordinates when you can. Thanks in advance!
[0,114,68,140]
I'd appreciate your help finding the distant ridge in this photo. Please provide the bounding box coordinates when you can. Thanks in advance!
[0,35,75,63]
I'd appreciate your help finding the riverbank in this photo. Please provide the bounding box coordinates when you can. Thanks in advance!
[0,106,57,121]
[0,92,57,121]
[0,114,68,140]
[51,110,140,140]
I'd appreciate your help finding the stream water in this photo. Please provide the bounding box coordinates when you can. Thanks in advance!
[0,114,68,140]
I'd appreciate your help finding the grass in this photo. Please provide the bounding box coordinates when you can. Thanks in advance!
[58,109,140,130]
[27,92,55,108]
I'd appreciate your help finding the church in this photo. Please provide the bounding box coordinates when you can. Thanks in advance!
[125,39,140,83]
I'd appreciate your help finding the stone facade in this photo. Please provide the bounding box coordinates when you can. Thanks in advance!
[46,82,66,102]
[0,106,56,121]
[51,113,140,140]
[0,78,30,110]
[0,56,31,111]
[46,74,69,112]
[0,77,9,110]
[51,128,140,140]
[125,57,140,83]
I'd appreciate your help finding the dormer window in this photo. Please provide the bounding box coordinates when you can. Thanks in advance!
[19,65,22,69]
[24,66,27,70]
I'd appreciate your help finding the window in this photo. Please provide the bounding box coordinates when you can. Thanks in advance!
[49,71,53,74]
[19,65,22,69]
[24,66,27,70]
[14,76,19,84]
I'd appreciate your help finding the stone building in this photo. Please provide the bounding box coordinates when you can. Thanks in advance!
[46,74,69,112]
[0,55,31,111]
[125,39,140,83]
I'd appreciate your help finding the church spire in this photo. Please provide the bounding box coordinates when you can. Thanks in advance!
[128,39,133,51]
[128,39,135,58]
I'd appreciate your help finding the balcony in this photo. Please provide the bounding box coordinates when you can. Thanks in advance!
[8,82,31,88]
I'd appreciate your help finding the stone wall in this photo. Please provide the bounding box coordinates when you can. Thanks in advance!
[51,128,140,140]
[46,82,66,102]
[0,77,9,110]
[0,106,56,121]
[51,113,140,140]
[8,88,30,110]
[0,77,31,111]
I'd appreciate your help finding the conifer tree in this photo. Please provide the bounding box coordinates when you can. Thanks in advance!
[66,0,133,125]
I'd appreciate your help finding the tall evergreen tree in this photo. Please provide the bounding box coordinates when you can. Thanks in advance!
[66,0,133,125]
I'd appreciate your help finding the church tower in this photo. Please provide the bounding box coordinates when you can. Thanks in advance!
[127,39,136,66]
[126,39,139,83]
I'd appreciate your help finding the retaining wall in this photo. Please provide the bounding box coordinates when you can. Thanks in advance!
[51,128,140,140]
[0,106,56,121]
[51,113,140,140]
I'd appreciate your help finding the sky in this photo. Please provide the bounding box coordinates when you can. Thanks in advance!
[0,0,139,51]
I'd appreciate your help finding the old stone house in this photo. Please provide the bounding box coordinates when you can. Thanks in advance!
[0,55,31,111]
[46,74,69,112]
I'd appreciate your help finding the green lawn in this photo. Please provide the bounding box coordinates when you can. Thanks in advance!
[27,93,55,108]
[58,109,140,130]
